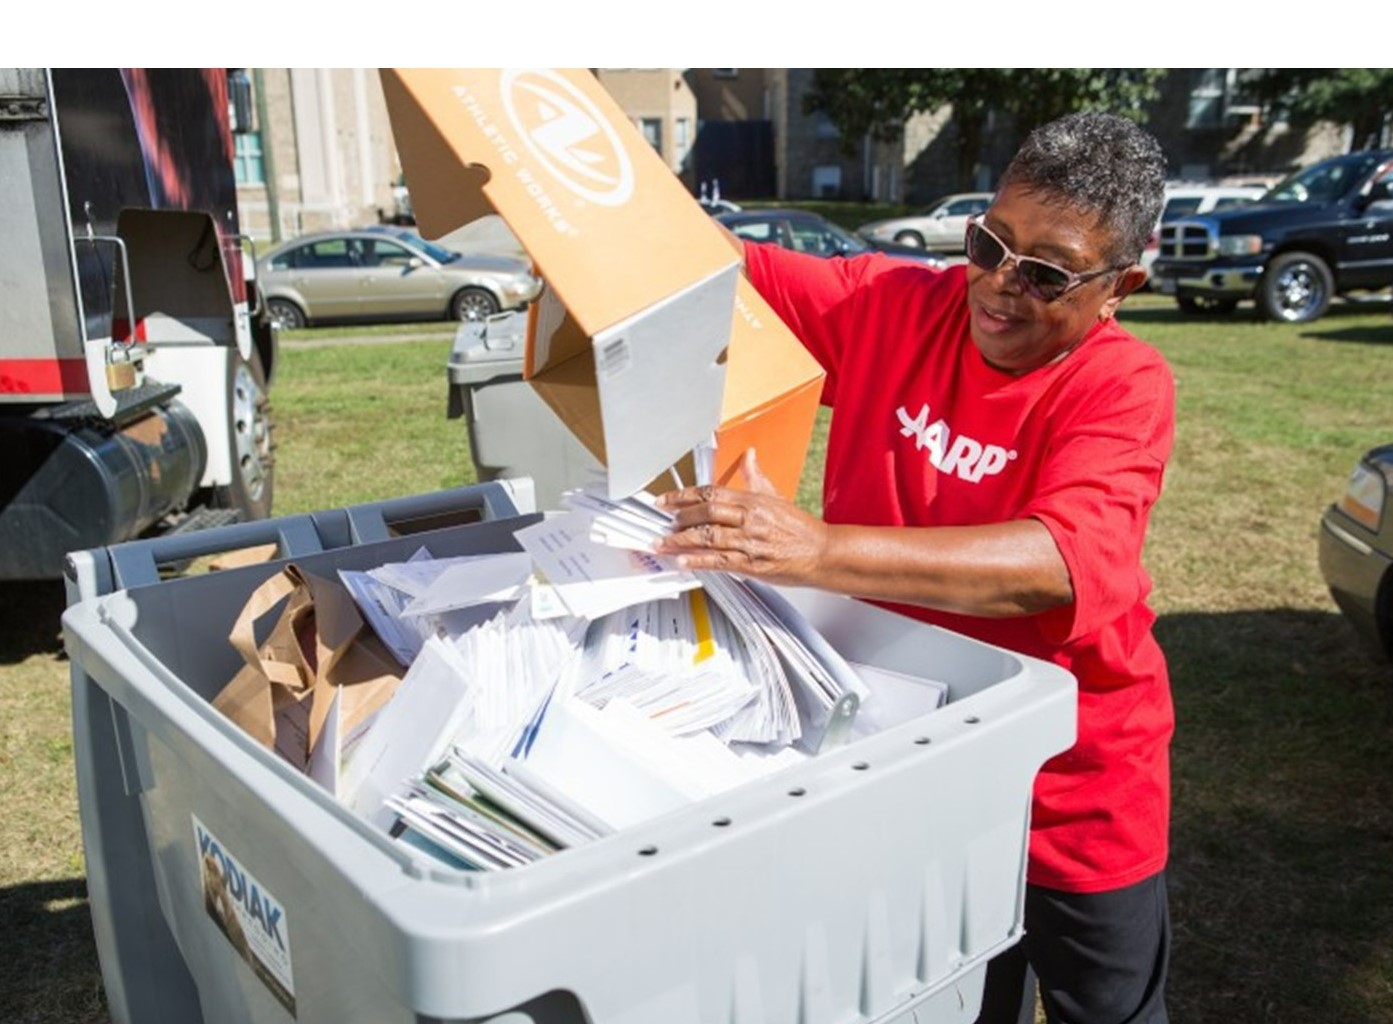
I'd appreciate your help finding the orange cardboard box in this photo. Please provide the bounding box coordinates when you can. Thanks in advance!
[382,68,823,499]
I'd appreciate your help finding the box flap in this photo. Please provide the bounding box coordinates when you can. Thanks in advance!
[587,264,736,497]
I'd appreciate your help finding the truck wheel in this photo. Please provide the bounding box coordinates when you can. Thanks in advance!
[1258,252,1333,323]
[1176,295,1239,315]
[213,349,275,521]
[451,287,500,323]
[266,298,306,331]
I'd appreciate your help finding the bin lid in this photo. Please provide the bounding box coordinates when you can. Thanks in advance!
[447,313,527,386]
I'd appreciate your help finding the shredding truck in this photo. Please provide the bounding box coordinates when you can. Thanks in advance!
[0,68,276,579]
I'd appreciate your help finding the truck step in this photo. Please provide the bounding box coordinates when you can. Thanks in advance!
[150,507,246,577]
[165,507,243,536]
[40,380,183,426]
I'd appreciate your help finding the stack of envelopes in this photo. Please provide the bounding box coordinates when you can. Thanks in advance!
[294,484,900,870]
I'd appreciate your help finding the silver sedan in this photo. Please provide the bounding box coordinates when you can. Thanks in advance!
[257,226,541,330]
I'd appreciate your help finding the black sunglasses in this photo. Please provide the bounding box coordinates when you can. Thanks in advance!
[965,216,1124,303]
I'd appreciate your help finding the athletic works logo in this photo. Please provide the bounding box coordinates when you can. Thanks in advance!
[501,69,635,207]
[897,404,1017,483]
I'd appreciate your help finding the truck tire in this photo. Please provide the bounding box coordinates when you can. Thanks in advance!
[1258,252,1333,323]
[1176,295,1239,315]
[213,348,274,521]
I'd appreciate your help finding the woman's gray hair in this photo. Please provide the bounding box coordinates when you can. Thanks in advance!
[998,112,1167,267]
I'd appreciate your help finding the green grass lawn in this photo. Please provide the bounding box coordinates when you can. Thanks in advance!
[2,292,1392,1022]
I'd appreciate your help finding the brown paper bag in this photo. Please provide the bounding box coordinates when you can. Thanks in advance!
[213,563,403,769]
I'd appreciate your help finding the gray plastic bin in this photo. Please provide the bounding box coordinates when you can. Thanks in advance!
[448,313,602,510]
[63,481,1076,1024]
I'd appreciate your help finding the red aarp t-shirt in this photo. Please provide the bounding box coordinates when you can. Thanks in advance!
[746,245,1175,893]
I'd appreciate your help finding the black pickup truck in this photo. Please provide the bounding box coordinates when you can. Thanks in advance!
[1152,149,1393,323]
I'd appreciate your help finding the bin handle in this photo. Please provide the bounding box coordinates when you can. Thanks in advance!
[340,480,526,544]
[68,482,527,599]
[82,515,327,594]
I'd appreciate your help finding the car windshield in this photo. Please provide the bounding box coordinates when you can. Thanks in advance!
[821,220,869,254]
[390,230,459,264]
[1263,153,1383,204]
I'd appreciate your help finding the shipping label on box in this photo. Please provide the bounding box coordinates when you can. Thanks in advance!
[382,68,823,500]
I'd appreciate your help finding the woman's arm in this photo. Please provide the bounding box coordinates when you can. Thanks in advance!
[654,450,1073,619]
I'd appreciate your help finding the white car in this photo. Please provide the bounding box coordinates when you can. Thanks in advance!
[1139,183,1268,283]
[857,192,994,252]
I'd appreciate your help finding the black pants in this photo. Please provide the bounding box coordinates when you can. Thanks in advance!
[974,871,1170,1024]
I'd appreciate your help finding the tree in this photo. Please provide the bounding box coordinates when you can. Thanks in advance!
[1255,69,1393,151]
[805,69,1165,192]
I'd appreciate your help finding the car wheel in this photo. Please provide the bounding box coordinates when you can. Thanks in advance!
[451,287,500,322]
[211,348,274,521]
[893,230,926,248]
[1176,295,1239,315]
[1258,251,1334,323]
[265,298,306,331]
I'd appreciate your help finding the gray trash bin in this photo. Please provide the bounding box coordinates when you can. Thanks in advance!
[63,481,1076,1024]
[448,312,603,511]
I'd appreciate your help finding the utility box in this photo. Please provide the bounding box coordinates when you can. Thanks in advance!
[63,482,1075,1024]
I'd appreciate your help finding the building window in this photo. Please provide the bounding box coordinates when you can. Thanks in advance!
[1186,69,1225,129]
[1186,68,1262,131]
[812,165,842,199]
[639,118,662,152]
[234,132,265,185]
[226,68,254,133]
[676,118,690,150]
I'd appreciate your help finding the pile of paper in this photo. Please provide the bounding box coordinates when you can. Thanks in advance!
[321,583,586,831]
[296,488,915,871]
[339,548,537,668]
[572,591,759,737]
[513,487,701,622]
[386,751,611,871]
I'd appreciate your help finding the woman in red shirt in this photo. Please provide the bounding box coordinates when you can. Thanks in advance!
[658,112,1174,1024]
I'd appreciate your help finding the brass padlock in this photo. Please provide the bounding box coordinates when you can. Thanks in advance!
[106,360,137,391]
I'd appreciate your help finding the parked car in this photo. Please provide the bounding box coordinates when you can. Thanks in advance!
[257,226,542,329]
[856,192,994,252]
[1152,149,1393,322]
[1139,183,1267,284]
[716,209,948,268]
[1319,441,1393,659]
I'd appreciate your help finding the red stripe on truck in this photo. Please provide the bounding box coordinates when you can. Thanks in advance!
[0,359,90,395]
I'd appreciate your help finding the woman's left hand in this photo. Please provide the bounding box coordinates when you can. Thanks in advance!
[654,449,829,585]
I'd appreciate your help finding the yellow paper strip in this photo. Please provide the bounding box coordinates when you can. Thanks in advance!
[689,589,716,665]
